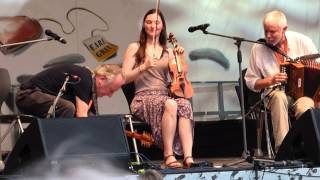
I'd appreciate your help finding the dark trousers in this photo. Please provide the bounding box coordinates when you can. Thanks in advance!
[16,88,75,118]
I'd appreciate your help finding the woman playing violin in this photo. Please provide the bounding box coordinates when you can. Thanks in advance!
[122,9,194,169]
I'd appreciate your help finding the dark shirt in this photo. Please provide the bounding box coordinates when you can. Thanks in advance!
[22,64,93,104]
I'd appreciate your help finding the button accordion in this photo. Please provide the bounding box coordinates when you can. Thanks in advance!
[280,58,320,105]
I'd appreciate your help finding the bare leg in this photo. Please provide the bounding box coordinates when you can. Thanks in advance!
[179,117,194,164]
[161,99,178,164]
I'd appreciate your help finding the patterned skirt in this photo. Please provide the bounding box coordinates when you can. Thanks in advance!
[130,89,193,155]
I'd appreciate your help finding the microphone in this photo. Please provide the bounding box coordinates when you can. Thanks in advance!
[63,73,81,80]
[188,23,210,33]
[45,29,67,44]
[257,38,277,51]
[257,38,293,61]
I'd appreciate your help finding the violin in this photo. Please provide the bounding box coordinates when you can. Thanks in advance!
[167,33,193,99]
[125,130,154,148]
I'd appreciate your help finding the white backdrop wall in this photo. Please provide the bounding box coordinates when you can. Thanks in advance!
[1,0,319,116]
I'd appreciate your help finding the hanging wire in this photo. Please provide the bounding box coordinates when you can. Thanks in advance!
[38,7,109,37]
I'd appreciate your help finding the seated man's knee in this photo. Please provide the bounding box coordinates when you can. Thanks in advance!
[295,97,314,118]
[299,97,314,108]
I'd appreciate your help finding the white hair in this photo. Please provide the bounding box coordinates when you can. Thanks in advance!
[263,10,287,28]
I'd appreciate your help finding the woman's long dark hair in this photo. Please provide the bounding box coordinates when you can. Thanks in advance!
[135,9,167,65]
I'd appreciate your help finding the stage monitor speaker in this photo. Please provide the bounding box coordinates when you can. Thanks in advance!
[3,115,130,175]
[275,108,320,164]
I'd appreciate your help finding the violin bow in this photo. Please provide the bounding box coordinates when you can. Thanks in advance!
[152,0,160,59]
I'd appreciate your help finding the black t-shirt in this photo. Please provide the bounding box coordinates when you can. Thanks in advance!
[27,64,93,104]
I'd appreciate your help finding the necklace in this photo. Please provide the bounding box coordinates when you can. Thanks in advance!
[146,46,163,60]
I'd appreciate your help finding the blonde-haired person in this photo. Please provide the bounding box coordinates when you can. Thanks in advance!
[16,64,125,118]
[245,10,316,152]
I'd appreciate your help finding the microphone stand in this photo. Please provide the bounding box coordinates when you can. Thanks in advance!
[200,29,266,164]
[46,75,70,118]
[0,37,53,48]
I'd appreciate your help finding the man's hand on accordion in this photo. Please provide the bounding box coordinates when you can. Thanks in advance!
[271,72,288,85]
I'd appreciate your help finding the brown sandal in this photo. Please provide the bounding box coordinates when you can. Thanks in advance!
[160,155,183,169]
[183,156,194,169]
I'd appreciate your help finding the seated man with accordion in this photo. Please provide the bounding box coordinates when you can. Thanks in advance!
[245,10,319,152]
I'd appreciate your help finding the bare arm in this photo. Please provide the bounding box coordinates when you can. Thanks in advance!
[254,72,287,90]
[75,96,89,117]
[122,43,157,83]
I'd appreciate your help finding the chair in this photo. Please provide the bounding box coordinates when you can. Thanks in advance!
[121,82,152,163]
[235,69,274,158]
[121,81,136,111]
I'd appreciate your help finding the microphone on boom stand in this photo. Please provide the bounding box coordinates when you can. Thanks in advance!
[188,23,210,33]
[257,38,293,61]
